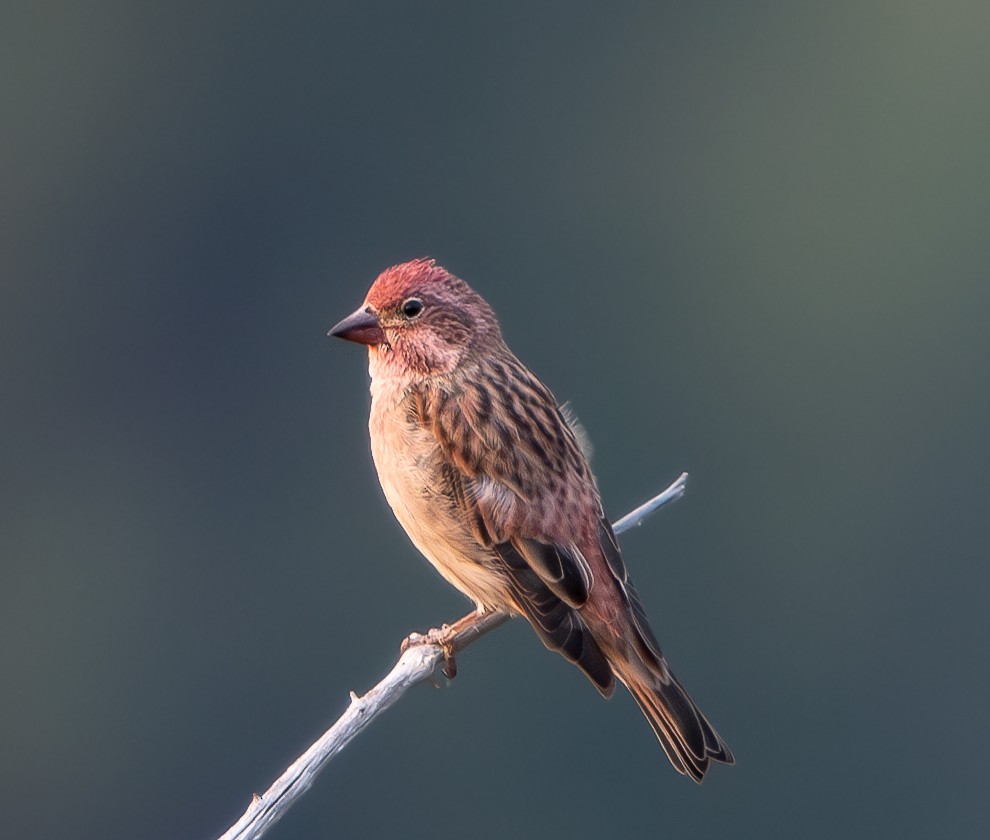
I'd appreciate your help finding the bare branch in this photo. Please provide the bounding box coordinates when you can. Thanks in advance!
[217,473,688,840]
[611,472,688,532]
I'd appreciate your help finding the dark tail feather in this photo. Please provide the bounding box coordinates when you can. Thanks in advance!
[619,662,734,783]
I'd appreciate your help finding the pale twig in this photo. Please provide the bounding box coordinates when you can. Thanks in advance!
[612,472,688,532]
[217,474,688,840]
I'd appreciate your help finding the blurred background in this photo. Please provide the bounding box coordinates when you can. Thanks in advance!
[2,2,988,838]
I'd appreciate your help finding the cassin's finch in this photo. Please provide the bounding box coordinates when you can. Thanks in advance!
[329,258,733,781]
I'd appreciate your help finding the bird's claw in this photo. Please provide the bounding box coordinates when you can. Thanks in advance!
[401,626,458,679]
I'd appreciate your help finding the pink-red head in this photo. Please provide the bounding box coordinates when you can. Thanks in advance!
[329,258,502,375]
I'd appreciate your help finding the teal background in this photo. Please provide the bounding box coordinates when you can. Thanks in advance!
[2,3,988,838]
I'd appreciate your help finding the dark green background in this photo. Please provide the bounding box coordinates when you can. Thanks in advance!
[2,3,988,838]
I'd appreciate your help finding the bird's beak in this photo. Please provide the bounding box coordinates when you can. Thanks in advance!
[327,306,386,346]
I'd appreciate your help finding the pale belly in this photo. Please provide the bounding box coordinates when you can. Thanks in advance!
[368,393,509,611]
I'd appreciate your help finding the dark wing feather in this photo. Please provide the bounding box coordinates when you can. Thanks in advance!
[509,537,592,608]
[597,517,666,668]
[494,541,614,695]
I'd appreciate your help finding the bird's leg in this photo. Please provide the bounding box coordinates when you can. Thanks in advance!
[401,609,512,679]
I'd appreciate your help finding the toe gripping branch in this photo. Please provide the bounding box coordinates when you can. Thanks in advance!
[401,610,513,680]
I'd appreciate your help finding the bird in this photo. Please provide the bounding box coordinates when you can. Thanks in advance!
[328,258,733,782]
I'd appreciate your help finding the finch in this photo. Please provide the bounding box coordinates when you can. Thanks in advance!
[329,258,733,782]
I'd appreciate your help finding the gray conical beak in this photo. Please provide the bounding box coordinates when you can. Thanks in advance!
[327,307,386,346]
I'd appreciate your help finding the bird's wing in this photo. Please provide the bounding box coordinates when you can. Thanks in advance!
[412,356,662,692]
[416,358,598,586]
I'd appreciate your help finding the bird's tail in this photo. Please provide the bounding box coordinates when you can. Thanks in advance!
[615,658,734,783]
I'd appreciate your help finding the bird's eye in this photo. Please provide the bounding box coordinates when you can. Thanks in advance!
[401,298,424,319]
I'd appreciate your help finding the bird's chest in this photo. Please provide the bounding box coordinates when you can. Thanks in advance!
[368,383,461,538]
[368,389,444,526]
[367,379,504,607]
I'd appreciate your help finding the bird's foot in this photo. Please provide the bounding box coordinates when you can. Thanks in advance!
[401,625,458,679]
